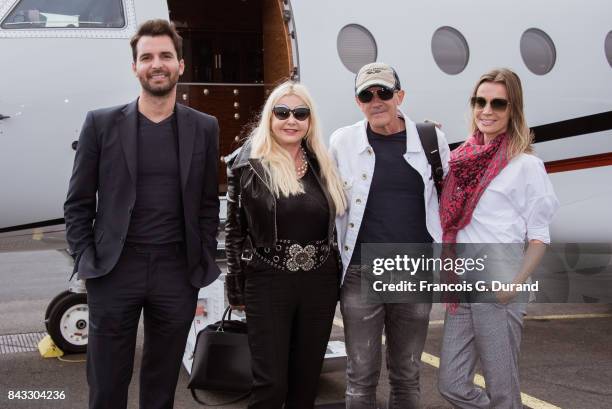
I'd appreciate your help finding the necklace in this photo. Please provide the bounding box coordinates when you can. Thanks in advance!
[296,146,308,178]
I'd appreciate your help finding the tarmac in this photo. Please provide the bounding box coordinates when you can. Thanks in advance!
[1,250,611,409]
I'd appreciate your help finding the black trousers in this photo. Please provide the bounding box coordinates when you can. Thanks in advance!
[85,243,198,409]
[244,255,340,409]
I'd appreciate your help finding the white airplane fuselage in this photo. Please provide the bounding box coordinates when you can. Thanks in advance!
[0,0,611,245]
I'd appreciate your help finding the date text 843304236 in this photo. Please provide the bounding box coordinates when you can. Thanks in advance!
[7,390,66,400]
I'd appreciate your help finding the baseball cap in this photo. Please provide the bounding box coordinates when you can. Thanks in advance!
[354,62,401,95]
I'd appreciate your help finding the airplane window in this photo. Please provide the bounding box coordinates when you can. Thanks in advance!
[431,26,469,75]
[520,28,556,75]
[1,0,125,29]
[337,24,377,73]
[606,31,612,68]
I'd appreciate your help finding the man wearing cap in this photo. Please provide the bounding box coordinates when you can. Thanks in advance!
[329,62,450,408]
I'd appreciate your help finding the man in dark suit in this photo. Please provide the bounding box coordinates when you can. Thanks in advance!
[64,19,220,409]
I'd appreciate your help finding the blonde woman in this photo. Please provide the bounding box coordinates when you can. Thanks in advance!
[224,81,347,409]
[437,68,559,408]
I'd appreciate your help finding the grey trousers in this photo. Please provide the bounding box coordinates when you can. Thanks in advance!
[340,265,432,409]
[438,302,527,409]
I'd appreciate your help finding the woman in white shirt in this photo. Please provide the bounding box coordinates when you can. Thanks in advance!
[437,68,559,409]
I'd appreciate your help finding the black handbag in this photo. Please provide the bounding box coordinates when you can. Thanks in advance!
[188,306,253,405]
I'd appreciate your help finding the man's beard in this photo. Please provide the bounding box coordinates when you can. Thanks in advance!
[139,69,179,97]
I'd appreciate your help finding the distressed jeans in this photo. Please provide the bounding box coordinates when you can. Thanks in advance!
[340,265,432,409]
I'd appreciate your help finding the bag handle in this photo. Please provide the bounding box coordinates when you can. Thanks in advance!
[217,306,234,332]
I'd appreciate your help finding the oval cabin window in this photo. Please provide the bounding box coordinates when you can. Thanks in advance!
[520,28,556,75]
[431,26,470,75]
[337,24,378,74]
[605,31,612,68]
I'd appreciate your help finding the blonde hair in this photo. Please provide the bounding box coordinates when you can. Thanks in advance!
[469,68,533,158]
[249,81,347,215]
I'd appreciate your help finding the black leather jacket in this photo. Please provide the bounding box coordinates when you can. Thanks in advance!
[224,140,337,305]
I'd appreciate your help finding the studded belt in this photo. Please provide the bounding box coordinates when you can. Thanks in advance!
[252,239,330,272]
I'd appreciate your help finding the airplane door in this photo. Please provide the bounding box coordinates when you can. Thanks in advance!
[168,0,296,192]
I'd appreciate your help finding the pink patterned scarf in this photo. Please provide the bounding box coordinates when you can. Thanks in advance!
[440,131,509,243]
[439,131,509,312]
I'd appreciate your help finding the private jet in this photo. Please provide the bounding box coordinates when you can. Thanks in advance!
[0,0,611,353]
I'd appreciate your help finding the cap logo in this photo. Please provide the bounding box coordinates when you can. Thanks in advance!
[365,68,382,74]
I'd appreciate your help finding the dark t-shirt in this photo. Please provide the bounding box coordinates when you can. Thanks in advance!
[126,112,185,244]
[275,166,329,242]
[350,124,433,265]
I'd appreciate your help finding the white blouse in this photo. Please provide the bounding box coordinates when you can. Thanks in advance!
[456,153,560,244]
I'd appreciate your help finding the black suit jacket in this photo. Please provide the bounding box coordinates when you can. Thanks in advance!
[64,100,221,288]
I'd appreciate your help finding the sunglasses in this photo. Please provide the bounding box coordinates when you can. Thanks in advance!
[272,105,311,121]
[357,87,396,103]
[470,96,509,112]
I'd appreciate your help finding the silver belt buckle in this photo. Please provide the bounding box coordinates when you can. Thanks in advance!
[241,248,253,262]
[286,244,317,271]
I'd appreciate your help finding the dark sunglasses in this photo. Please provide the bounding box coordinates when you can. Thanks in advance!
[272,105,311,121]
[357,87,395,103]
[470,96,509,112]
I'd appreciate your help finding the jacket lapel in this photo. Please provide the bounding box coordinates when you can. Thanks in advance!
[118,100,139,186]
[176,104,196,191]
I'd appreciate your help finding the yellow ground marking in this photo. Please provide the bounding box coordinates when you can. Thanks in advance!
[332,317,562,409]
[32,229,44,241]
[525,313,612,321]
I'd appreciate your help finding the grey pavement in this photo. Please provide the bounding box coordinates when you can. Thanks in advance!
[1,251,612,409]
[0,250,72,335]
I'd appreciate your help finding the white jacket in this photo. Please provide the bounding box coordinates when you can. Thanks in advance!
[329,110,450,283]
